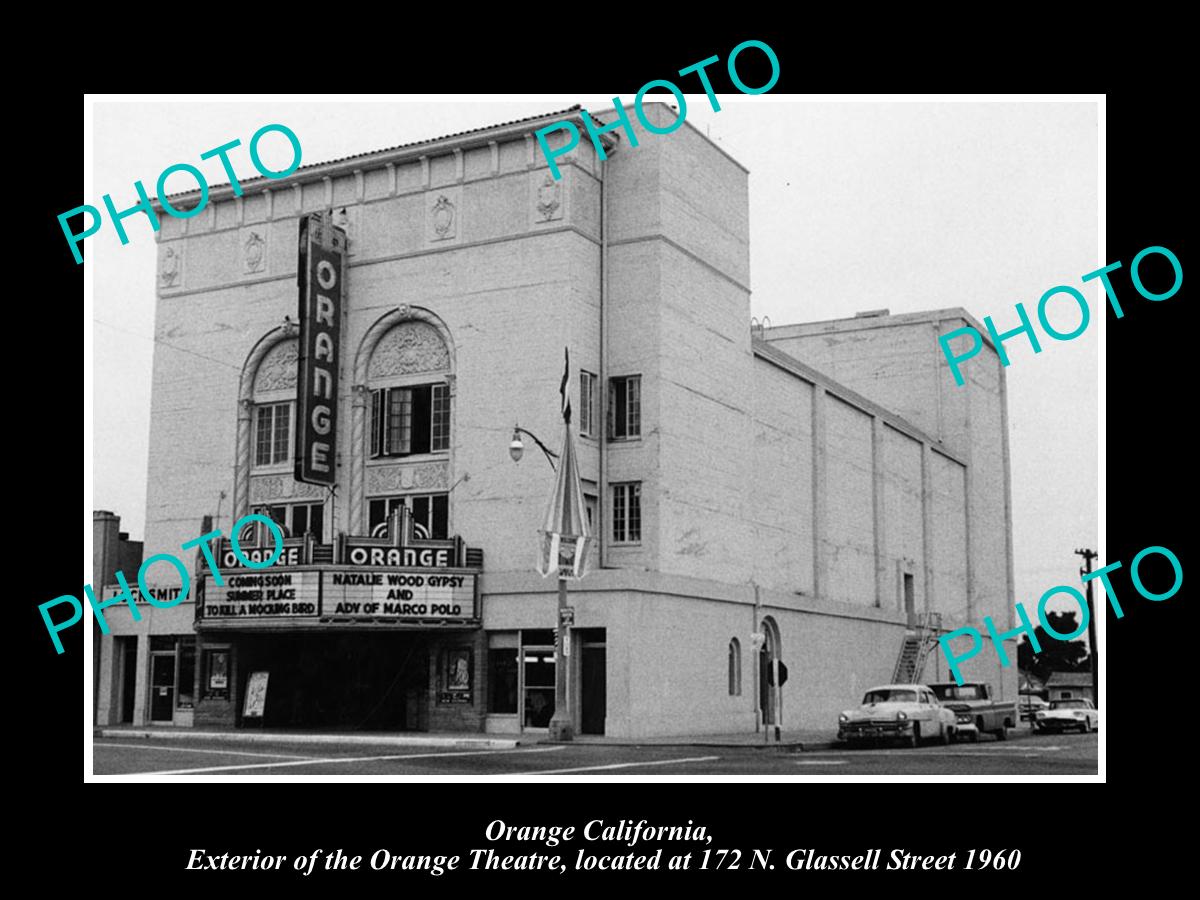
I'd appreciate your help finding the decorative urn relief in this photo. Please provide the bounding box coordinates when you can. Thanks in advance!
[243,230,266,273]
[160,245,181,287]
[431,195,456,240]
[536,175,562,221]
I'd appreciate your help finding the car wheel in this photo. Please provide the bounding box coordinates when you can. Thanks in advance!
[970,729,980,743]
[908,724,921,748]
[941,725,952,746]
[1083,718,1092,733]
[994,725,1008,741]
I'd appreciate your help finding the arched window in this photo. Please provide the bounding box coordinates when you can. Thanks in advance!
[728,638,742,696]
[364,319,453,539]
[367,320,451,458]
[234,333,326,541]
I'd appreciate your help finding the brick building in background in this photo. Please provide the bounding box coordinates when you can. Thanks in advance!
[94,105,1015,737]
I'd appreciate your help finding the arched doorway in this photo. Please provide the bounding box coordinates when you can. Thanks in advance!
[758,616,782,726]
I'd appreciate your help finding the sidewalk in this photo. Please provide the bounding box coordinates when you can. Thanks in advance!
[93,725,841,752]
[543,729,840,751]
[93,725,521,750]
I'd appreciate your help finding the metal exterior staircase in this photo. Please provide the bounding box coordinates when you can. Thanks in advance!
[892,611,943,683]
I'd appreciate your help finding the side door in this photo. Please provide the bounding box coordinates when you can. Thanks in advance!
[979,684,995,728]
[928,691,951,730]
[149,652,176,722]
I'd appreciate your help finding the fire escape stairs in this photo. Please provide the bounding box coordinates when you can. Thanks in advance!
[892,611,943,684]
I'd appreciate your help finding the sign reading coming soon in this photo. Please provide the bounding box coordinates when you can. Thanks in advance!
[294,211,344,486]
[203,571,318,618]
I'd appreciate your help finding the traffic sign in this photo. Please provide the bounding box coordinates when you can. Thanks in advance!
[768,661,789,687]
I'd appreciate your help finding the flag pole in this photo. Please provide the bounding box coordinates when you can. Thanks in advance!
[548,348,574,741]
[541,347,587,741]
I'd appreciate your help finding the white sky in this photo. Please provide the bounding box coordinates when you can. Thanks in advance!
[90,96,1098,612]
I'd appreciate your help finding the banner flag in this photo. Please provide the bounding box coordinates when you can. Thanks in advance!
[537,348,591,579]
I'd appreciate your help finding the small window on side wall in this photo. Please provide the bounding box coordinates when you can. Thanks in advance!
[728,638,742,696]
[583,493,597,532]
[580,371,596,438]
[611,482,641,544]
[608,375,641,440]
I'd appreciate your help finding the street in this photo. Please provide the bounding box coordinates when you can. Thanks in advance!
[93,730,1097,776]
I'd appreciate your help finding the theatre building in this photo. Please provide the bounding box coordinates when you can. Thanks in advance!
[95,105,1017,737]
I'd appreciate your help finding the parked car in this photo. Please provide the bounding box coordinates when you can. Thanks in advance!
[928,681,1018,742]
[838,684,957,747]
[1020,695,1049,722]
[1034,698,1099,733]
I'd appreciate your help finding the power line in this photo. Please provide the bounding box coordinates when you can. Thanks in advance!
[1074,547,1100,707]
[93,319,244,372]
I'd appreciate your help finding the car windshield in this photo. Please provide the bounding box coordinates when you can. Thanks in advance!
[1051,699,1087,709]
[931,685,983,701]
[863,689,916,704]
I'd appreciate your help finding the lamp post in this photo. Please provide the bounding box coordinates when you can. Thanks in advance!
[511,350,592,742]
[549,565,574,742]
[510,421,580,741]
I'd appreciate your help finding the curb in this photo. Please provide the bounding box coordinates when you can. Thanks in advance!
[541,739,820,751]
[94,728,521,750]
[800,741,840,752]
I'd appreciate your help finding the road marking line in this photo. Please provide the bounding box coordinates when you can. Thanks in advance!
[793,760,848,766]
[119,746,561,777]
[943,744,1064,752]
[519,755,719,775]
[948,746,1064,753]
[95,742,313,760]
[810,745,1063,756]
[940,751,1071,758]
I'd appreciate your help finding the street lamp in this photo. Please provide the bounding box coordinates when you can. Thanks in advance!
[509,425,559,469]
[509,416,588,742]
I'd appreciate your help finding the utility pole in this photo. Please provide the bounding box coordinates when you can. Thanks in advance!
[1075,548,1099,706]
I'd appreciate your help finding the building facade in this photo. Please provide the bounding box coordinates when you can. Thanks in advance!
[92,511,143,720]
[95,104,1017,737]
[1045,672,1095,705]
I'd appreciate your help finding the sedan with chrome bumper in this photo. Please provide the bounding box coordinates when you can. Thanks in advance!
[838,684,957,748]
[1034,698,1099,733]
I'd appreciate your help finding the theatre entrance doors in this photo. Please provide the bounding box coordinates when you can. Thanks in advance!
[234,632,433,730]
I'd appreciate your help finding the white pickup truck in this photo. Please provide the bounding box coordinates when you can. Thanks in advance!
[928,682,1018,742]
